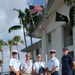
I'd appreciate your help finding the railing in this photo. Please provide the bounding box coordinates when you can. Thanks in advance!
[64,36,73,47]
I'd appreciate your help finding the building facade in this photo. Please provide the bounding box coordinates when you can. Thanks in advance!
[21,0,75,74]
[33,0,75,75]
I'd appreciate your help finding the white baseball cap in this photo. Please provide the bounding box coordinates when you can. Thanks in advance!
[49,49,57,53]
[12,50,18,53]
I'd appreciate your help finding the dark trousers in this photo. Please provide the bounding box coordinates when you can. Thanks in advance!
[51,71,58,75]
[10,72,16,75]
[62,71,72,75]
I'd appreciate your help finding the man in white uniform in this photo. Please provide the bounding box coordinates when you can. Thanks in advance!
[45,49,59,75]
[21,53,33,75]
[9,50,21,75]
[33,54,46,75]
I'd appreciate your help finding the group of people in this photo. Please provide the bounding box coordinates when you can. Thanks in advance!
[9,47,75,75]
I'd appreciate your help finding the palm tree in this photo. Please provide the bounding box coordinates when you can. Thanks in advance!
[12,35,24,60]
[0,40,8,75]
[64,0,75,27]
[7,39,16,58]
[8,8,38,61]
[8,9,28,49]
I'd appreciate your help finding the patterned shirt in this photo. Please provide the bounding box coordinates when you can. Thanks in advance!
[21,60,33,73]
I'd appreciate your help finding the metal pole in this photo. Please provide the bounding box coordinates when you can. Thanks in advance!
[44,0,48,63]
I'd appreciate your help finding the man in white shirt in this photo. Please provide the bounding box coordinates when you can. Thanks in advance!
[45,49,59,75]
[9,50,21,75]
[21,53,33,75]
[33,54,46,75]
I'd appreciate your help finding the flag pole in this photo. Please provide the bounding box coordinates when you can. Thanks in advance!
[44,0,48,63]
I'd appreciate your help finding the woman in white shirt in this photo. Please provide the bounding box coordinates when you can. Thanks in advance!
[33,54,46,75]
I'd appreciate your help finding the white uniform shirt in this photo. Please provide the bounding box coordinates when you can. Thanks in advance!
[47,57,59,71]
[21,60,33,73]
[9,58,21,72]
[33,61,46,73]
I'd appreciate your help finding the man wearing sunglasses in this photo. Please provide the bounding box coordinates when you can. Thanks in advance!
[33,54,46,75]
[47,49,59,75]
[9,50,21,75]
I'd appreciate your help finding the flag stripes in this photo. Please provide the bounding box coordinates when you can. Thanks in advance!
[29,5,42,14]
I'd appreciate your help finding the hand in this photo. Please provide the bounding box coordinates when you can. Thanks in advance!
[48,72,51,75]
[41,73,44,75]
[16,72,20,75]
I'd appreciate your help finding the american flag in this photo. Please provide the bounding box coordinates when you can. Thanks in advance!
[29,5,42,14]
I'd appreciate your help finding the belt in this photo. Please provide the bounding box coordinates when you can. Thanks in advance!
[48,71,57,73]
[24,73,32,74]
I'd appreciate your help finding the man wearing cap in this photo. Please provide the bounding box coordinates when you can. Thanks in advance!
[61,47,75,75]
[21,53,33,75]
[9,50,21,75]
[45,49,59,75]
[33,54,46,75]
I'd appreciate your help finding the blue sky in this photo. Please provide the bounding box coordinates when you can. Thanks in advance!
[31,0,45,5]
[0,0,45,72]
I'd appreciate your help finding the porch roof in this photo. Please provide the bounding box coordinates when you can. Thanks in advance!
[21,40,41,52]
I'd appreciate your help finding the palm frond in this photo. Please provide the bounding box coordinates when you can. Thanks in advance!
[8,25,21,33]
[13,35,21,42]
[0,40,7,46]
[20,40,24,44]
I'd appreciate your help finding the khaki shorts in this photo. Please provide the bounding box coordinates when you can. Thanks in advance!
[23,73,32,75]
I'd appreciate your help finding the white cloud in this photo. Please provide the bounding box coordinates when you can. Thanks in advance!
[0,0,40,72]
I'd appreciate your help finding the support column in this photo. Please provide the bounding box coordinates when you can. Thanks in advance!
[51,27,64,75]
[41,31,48,62]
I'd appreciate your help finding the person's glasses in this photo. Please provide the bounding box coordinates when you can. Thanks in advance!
[37,56,41,58]
[26,56,30,57]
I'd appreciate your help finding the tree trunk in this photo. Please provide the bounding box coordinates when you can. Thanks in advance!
[1,51,3,75]
[10,47,12,58]
[16,45,20,60]
[30,36,34,61]
[23,26,27,49]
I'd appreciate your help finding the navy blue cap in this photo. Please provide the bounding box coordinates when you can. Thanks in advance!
[63,47,68,51]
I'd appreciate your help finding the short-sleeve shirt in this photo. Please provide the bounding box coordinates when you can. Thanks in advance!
[33,61,46,73]
[21,60,33,73]
[47,57,59,71]
[61,54,74,73]
[9,58,21,72]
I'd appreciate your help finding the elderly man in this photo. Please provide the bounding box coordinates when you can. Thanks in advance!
[44,49,59,75]
[61,47,75,75]
[9,50,21,75]
[21,53,33,75]
[33,54,46,75]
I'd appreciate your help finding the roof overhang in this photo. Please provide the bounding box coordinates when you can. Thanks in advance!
[21,40,41,52]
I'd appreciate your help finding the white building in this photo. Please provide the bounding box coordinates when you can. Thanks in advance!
[21,0,75,75]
